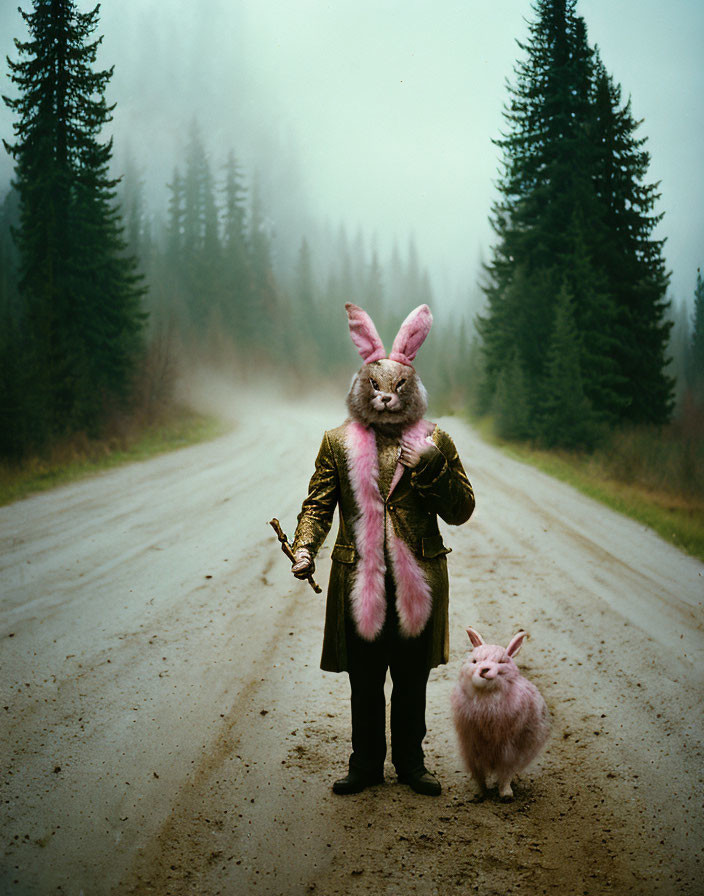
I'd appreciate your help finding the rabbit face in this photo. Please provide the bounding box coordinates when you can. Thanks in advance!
[343,303,432,428]
[461,644,519,693]
[346,359,428,428]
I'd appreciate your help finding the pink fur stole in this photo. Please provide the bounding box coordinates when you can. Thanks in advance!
[345,419,434,640]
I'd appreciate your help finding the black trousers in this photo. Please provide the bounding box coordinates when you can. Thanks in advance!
[345,573,431,778]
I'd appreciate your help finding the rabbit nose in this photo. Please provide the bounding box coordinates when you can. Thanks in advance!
[479,665,494,678]
[381,394,392,403]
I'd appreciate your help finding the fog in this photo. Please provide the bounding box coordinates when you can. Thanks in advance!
[1,0,702,308]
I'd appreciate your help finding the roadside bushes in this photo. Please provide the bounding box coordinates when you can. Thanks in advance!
[598,405,704,500]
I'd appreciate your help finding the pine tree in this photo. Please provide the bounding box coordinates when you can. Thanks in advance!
[561,209,624,421]
[70,131,146,427]
[166,167,185,265]
[690,269,704,400]
[248,174,280,350]
[318,226,359,368]
[320,269,350,366]
[0,187,36,457]
[154,165,187,329]
[478,0,673,442]
[120,151,146,269]
[667,298,691,410]
[464,332,487,417]
[289,237,318,368]
[590,59,673,423]
[477,265,547,413]
[221,150,252,341]
[0,190,20,325]
[3,0,145,443]
[181,122,221,332]
[492,349,533,441]
[479,0,599,410]
[537,284,599,449]
[294,238,316,316]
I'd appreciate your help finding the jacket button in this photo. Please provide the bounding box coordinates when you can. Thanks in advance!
[388,504,395,512]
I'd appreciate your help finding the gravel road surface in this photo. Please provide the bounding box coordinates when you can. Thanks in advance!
[2,387,702,895]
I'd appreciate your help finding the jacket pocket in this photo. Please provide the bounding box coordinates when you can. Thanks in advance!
[331,543,356,564]
[421,534,451,558]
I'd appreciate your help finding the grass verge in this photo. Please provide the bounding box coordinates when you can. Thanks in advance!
[472,417,704,563]
[0,407,229,507]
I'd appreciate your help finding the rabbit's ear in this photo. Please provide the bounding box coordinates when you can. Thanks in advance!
[345,303,386,363]
[389,304,433,366]
[506,630,527,657]
[466,626,484,648]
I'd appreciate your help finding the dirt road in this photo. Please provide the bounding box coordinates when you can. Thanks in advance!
[1,385,703,895]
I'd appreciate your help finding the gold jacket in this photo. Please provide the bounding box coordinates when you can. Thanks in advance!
[293,421,475,672]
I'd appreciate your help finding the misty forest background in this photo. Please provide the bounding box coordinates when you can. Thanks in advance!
[1,0,703,499]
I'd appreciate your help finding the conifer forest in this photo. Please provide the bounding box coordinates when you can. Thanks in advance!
[0,0,702,462]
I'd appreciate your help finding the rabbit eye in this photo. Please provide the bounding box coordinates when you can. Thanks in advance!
[369,378,380,391]
[395,379,407,392]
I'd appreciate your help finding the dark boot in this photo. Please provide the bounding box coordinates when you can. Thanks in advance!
[332,766,384,795]
[397,766,441,796]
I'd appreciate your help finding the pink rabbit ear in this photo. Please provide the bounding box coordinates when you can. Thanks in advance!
[345,303,386,363]
[389,304,433,366]
[506,630,527,657]
[466,627,484,648]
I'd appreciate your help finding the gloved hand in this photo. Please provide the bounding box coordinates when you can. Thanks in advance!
[399,438,441,470]
[291,547,315,579]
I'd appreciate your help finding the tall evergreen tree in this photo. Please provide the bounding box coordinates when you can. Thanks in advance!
[289,237,318,368]
[493,349,533,441]
[155,165,188,328]
[320,269,350,366]
[248,174,280,349]
[0,187,34,457]
[3,0,145,443]
[478,0,673,442]
[120,151,146,269]
[537,284,599,448]
[690,268,704,400]
[181,121,220,332]
[590,59,673,423]
[561,209,624,421]
[166,166,185,265]
[221,150,252,340]
[667,298,691,410]
[479,0,600,411]
[0,190,19,322]
[294,238,316,316]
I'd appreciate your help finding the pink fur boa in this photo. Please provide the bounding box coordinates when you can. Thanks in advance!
[345,419,433,640]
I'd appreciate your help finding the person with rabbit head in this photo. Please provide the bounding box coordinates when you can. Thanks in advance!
[291,303,475,796]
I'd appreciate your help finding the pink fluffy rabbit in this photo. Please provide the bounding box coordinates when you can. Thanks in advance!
[451,627,550,800]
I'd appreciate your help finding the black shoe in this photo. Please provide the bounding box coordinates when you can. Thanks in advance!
[397,767,442,796]
[332,767,384,795]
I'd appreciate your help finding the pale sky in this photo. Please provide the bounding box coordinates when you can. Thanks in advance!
[1,0,702,309]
